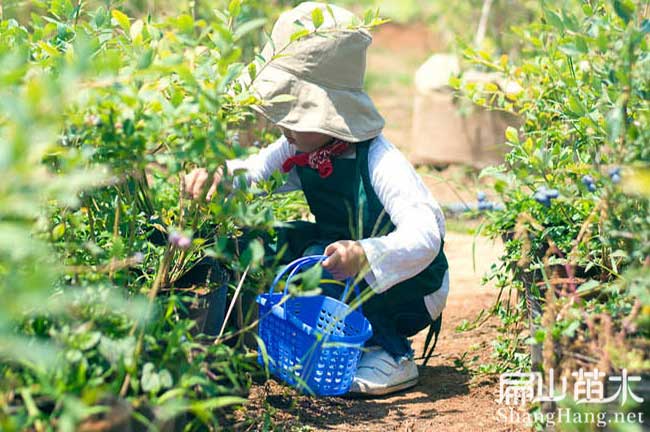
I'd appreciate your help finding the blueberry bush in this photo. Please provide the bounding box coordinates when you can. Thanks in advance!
[0,1,388,430]
[455,0,650,401]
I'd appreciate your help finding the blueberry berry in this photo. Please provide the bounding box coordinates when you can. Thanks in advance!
[582,174,597,191]
[477,191,487,202]
[608,167,621,184]
[545,188,559,199]
[478,200,493,211]
[534,191,551,206]
[534,186,560,207]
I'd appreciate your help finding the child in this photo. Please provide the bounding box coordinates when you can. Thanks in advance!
[184,2,449,396]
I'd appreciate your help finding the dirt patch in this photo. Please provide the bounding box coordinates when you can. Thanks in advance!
[233,232,527,432]
[370,22,445,59]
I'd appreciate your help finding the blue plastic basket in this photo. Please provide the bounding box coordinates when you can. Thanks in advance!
[256,255,373,396]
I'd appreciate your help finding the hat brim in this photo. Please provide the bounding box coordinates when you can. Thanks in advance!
[249,64,384,143]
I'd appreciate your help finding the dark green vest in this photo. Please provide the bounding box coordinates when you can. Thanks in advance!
[279,139,448,308]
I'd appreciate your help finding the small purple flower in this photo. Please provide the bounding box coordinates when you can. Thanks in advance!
[168,231,192,250]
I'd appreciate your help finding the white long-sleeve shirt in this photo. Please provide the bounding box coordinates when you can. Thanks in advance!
[226,134,449,320]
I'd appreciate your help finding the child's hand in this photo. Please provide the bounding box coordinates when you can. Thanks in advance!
[183,167,223,200]
[322,240,368,280]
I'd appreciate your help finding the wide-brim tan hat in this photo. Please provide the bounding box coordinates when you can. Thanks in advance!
[246,2,384,143]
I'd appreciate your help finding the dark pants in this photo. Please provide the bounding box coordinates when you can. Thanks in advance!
[302,243,433,360]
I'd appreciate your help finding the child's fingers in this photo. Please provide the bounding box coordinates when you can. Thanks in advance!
[183,172,196,197]
[191,170,208,199]
[206,182,217,200]
[184,169,202,198]
[323,242,339,257]
[322,249,341,269]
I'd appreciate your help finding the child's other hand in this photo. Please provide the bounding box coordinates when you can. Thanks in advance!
[322,240,368,280]
[183,167,223,200]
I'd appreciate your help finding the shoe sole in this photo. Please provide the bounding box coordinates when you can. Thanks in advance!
[347,378,419,398]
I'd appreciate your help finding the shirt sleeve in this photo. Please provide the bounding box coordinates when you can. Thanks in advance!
[358,135,446,294]
[225,136,301,192]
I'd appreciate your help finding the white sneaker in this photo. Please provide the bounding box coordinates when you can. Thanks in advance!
[348,347,419,396]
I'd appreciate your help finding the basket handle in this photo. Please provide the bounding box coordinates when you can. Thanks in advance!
[269,255,363,313]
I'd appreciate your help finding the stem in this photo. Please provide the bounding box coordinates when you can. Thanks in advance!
[120,246,173,397]
[215,265,250,342]
[109,193,122,280]
[474,0,493,48]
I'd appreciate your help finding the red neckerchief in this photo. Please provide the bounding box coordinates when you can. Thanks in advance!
[282,138,351,178]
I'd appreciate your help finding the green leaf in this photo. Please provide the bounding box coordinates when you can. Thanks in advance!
[141,362,161,393]
[544,9,564,31]
[363,9,374,25]
[326,5,337,25]
[94,6,107,27]
[505,126,519,144]
[613,0,635,24]
[568,95,586,116]
[267,94,296,104]
[561,320,581,338]
[137,48,154,70]
[559,43,585,56]
[247,62,257,82]
[577,279,600,293]
[312,7,324,29]
[290,28,311,42]
[448,76,461,89]
[228,0,241,18]
[190,396,247,413]
[641,19,650,34]
[159,369,173,389]
[233,18,266,41]
[217,62,243,93]
[78,332,102,351]
[241,239,264,268]
[52,223,65,241]
[295,265,322,293]
[176,14,194,35]
[111,9,131,32]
